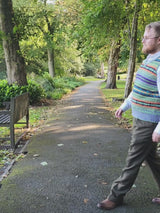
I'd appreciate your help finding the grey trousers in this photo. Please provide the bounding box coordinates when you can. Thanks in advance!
[108,118,160,203]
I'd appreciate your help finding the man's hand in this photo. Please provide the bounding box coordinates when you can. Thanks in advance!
[152,131,160,143]
[115,108,123,119]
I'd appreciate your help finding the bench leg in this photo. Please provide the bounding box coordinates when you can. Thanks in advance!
[10,124,15,150]
[26,110,29,128]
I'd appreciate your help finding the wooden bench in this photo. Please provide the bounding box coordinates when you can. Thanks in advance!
[0,93,29,150]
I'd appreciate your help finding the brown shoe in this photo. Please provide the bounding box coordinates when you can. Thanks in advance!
[152,197,160,204]
[97,199,122,210]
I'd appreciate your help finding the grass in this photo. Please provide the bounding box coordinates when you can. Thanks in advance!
[83,76,104,81]
[0,105,55,141]
[0,105,57,168]
[100,79,133,128]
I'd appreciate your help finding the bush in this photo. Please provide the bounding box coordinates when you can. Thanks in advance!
[41,72,55,93]
[82,62,97,76]
[0,80,45,105]
[54,76,83,90]
[27,80,45,104]
[0,75,84,106]
[51,88,64,100]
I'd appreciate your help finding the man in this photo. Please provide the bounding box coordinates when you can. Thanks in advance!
[97,21,160,210]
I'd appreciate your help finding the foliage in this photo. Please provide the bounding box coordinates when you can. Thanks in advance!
[0,150,16,167]
[82,62,97,77]
[0,75,84,107]
[43,75,84,99]
[0,80,45,105]
[1,0,160,87]
[28,73,84,99]
[75,0,126,57]
[27,80,45,104]
[11,0,85,77]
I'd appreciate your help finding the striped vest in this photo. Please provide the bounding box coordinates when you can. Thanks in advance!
[132,57,160,123]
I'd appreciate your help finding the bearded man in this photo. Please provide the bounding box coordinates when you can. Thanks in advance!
[97,21,160,210]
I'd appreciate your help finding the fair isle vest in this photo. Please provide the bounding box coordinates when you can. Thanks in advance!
[132,57,160,123]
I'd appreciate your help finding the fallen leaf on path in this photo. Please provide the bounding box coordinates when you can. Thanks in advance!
[57,144,64,147]
[33,154,40,157]
[101,181,107,185]
[84,199,89,204]
[98,179,107,185]
[82,141,88,144]
[16,154,25,161]
[88,112,97,115]
[40,161,48,166]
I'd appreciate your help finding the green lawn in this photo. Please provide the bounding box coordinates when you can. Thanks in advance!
[100,80,133,127]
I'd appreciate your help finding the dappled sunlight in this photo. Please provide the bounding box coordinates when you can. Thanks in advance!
[51,123,115,134]
[63,105,83,110]
[96,106,108,110]
[68,124,114,131]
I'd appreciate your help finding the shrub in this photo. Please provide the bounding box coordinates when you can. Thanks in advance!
[41,72,55,93]
[26,80,45,104]
[0,75,84,106]
[0,80,45,106]
[51,88,64,100]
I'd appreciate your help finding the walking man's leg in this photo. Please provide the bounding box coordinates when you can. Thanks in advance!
[146,142,160,203]
[97,118,157,210]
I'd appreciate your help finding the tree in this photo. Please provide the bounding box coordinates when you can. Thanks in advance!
[106,39,121,88]
[124,0,140,97]
[124,0,160,97]
[75,0,127,87]
[0,0,27,85]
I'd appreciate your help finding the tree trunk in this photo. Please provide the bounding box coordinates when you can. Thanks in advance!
[124,1,139,98]
[0,0,27,85]
[100,63,105,78]
[48,48,55,78]
[105,39,121,89]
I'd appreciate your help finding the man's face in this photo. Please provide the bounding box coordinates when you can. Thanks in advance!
[142,28,160,54]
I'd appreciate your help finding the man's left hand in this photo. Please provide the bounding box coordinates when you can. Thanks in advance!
[152,131,160,142]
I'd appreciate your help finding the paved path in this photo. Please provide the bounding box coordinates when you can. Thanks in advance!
[0,81,160,213]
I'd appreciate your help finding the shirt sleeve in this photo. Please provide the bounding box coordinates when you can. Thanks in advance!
[157,66,160,95]
[120,92,132,112]
[154,66,160,134]
[154,122,160,134]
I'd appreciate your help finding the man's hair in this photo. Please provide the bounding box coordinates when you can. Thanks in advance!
[146,22,160,36]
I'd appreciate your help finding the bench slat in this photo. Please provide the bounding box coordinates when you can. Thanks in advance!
[0,114,10,124]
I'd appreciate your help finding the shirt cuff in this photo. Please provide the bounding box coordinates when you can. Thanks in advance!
[154,122,160,134]
[120,92,132,112]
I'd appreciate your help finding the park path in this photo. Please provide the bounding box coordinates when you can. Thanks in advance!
[0,81,160,213]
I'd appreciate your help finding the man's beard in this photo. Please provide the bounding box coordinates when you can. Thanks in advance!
[142,45,157,55]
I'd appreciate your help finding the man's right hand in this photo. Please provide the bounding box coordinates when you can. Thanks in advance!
[115,108,123,119]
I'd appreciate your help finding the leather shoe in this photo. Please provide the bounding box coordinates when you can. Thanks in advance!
[152,197,160,204]
[97,199,122,210]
